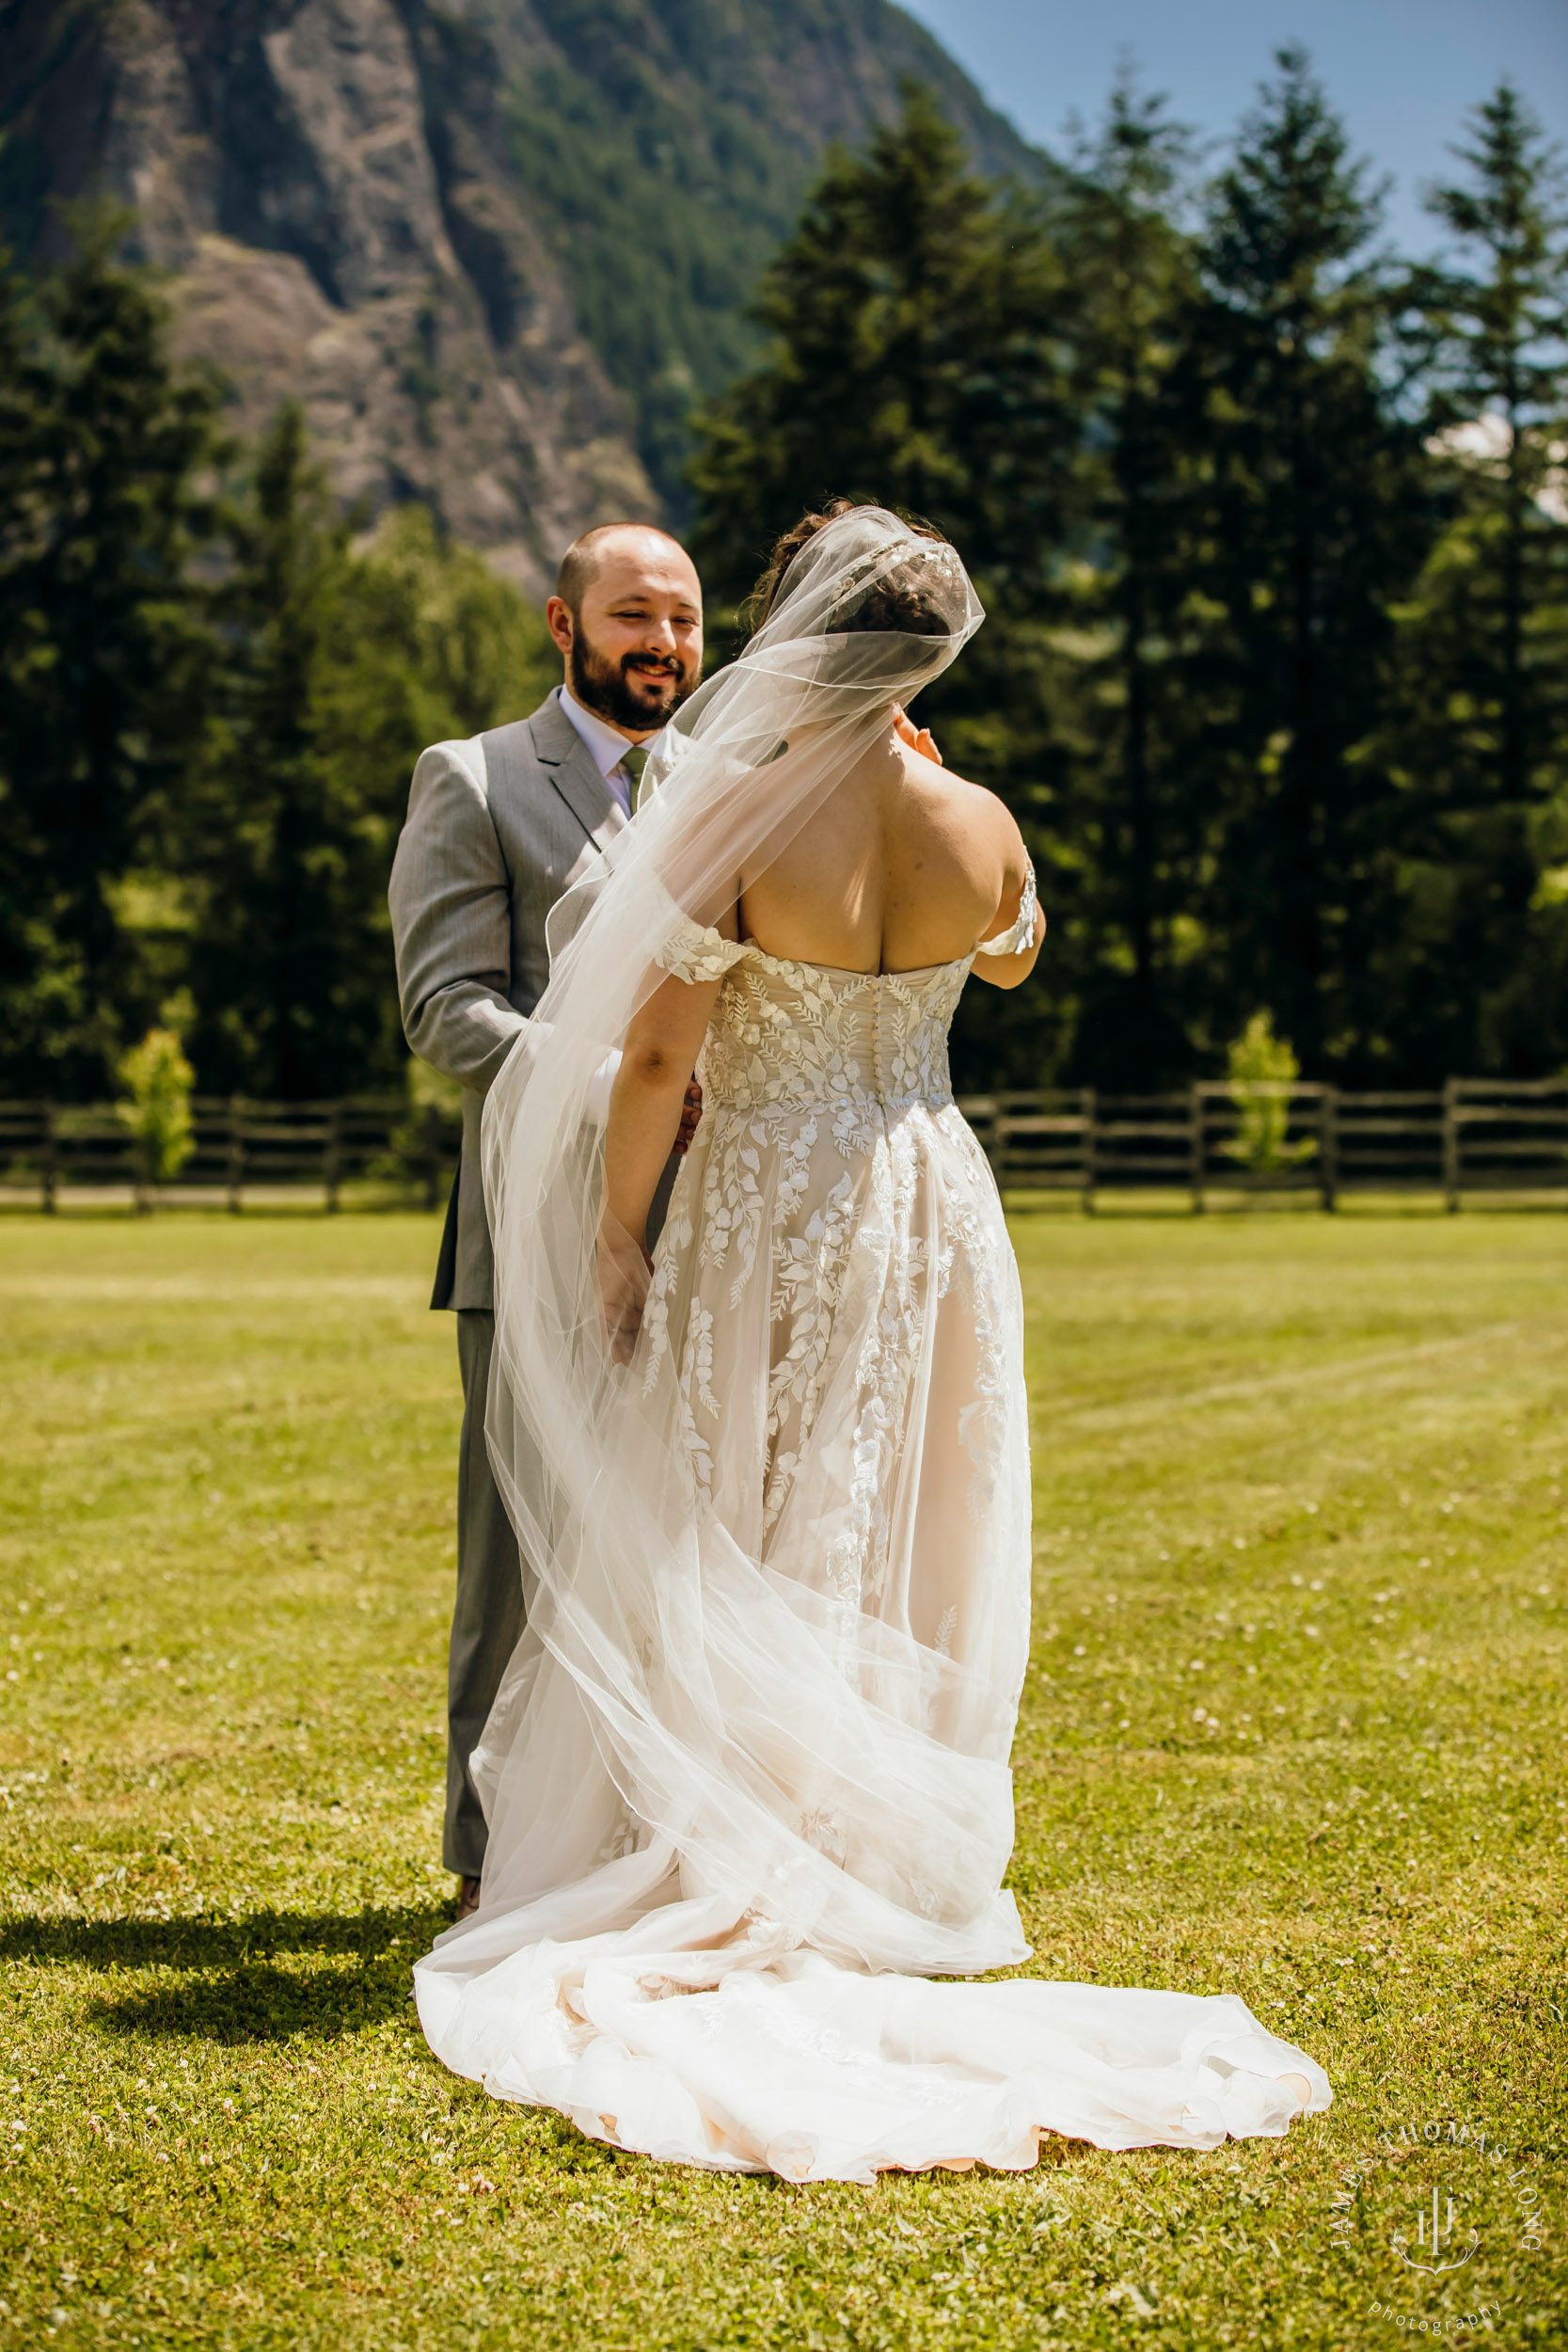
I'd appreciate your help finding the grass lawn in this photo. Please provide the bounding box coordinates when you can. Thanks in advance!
[1,1204,1563,2349]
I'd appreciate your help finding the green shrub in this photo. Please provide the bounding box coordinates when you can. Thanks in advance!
[1222,1010,1317,1175]
[116,1026,195,1200]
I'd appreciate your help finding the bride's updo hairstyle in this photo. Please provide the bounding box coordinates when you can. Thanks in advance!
[749,500,958,640]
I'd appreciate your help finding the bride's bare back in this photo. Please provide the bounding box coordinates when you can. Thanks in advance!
[602,711,1043,1255]
[736,718,1040,987]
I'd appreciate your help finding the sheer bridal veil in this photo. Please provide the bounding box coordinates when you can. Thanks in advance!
[420,509,1334,2169]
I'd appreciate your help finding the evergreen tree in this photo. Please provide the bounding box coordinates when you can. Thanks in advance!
[1177,48,1433,1075]
[316,503,558,822]
[182,405,387,1100]
[1052,76,1204,1087]
[689,88,1080,1087]
[0,215,221,1096]
[690,87,1075,625]
[181,447,561,1102]
[1380,85,1568,1073]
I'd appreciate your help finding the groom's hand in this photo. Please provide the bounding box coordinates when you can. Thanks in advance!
[894,707,943,766]
[675,1077,703,1153]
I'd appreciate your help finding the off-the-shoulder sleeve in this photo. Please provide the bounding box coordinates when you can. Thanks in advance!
[655,910,751,986]
[974,858,1038,959]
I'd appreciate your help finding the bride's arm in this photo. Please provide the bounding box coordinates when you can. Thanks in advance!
[971,839,1044,992]
[602,967,724,1252]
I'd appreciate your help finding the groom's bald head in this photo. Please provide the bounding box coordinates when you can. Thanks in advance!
[555,522,698,615]
[546,523,704,738]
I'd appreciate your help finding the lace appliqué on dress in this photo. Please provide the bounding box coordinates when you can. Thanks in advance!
[973,857,1037,960]
[641,914,1025,1665]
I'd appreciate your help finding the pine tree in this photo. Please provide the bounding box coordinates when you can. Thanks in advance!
[690,87,1074,628]
[0,215,221,1096]
[1177,48,1433,1075]
[315,503,558,817]
[1380,85,1568,1073]
[1052,75,1204,1087]
[689,88,1079,1087]
[182,405,389,1100]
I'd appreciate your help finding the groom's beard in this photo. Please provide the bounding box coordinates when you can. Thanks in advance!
[567,628,698,733]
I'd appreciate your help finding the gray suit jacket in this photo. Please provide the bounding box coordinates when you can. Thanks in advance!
[388,692,626,1311]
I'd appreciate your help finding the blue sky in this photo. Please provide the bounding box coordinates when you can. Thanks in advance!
[901,0,1568,255]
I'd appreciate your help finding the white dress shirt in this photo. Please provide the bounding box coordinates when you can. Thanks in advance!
[557,683,672,817]
[554,685,675,1120]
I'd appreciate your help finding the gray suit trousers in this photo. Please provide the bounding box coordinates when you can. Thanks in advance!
[447,1309,521,1876]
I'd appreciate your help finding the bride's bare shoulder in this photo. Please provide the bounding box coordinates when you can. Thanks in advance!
[890,741,1022,864]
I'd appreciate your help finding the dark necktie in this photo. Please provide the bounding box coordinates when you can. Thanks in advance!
[618,745,649,812]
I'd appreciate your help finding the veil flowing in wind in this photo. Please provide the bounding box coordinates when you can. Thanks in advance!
[413,508,1331,2180]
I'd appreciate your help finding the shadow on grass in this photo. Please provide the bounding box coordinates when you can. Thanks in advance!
[0,1903,449,2045]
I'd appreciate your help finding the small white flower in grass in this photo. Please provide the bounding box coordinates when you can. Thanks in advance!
[1193,1708,1208,1723]
[1073,1644,1086,1657]
[1309,1578,1323,1591]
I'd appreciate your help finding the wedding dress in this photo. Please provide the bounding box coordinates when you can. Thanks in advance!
[413,512,1330,2182]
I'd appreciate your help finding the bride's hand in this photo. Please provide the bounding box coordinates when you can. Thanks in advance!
[893,707,942,767]
[596,1224,653,1365]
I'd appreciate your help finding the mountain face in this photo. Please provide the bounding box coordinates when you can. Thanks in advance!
[0,0,1042,584]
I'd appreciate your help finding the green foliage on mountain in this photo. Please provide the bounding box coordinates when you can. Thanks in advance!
[503,0,1047,514]
[1,54,1564,1103]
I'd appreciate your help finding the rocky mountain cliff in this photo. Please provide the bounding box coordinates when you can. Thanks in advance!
[1,0,1044,584]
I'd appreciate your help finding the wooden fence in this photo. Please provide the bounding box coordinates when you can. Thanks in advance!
[0,1096,460,1213]
[954,1077,1568,1209]
[2,1079,1565,1212]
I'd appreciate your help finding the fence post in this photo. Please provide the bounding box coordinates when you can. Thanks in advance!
[1189,1086,1205,1213]
[323,1101,342,1215]
[422,1102,442,1212]
[1442,1077,1461,1213]
[1319,1085,1339,1212]
[40,1102,57,1214]
[1080,1088,1097,1213]
[227,1095,245,1215]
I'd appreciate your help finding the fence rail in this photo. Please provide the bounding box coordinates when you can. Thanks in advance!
[2,1080,1565,1212]
[0,1096,460,1212]
[955,1078,1568,1209]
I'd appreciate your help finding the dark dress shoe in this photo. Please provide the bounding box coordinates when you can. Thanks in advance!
[456,1874,482,1920]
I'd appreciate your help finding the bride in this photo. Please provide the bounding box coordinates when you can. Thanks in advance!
[414,503,1329,2181]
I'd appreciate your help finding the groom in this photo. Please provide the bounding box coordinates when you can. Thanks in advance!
[388,523,704,1917]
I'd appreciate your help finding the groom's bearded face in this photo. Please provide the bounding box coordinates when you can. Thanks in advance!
[560,537,704,734]
[568,627,693,732]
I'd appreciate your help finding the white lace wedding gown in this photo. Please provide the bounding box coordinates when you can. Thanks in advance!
[414,882,1330,2181]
